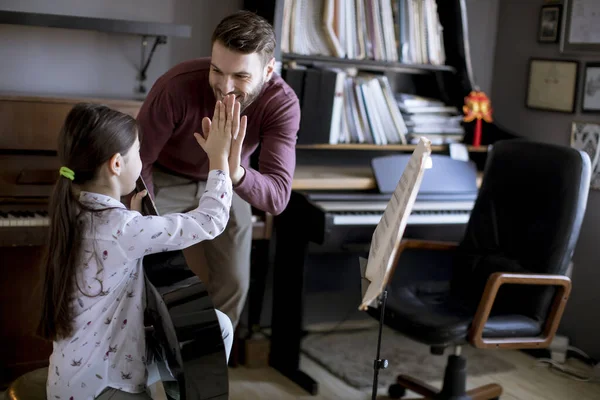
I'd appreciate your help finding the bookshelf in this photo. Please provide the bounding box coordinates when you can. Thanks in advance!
[274,0,475,150]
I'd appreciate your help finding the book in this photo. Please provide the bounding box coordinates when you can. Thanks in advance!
[359,136,432,310]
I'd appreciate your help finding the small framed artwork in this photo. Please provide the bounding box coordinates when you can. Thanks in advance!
[538,5,562,43]
[526,58,579,113]
[581,63,600,112]
[561,0,600,55]
[571,121,600,189]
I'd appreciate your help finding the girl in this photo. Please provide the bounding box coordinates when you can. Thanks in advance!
[37,94,246,400]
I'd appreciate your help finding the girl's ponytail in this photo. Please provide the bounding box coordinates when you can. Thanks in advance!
[37,171,82,340]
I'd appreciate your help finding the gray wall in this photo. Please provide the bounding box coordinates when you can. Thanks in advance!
[465,0,500,96]
[0,0,241,99]
[169,0,244,67]
[492,0,600,359]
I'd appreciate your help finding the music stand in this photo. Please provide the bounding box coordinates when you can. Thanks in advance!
[358,137,432,400]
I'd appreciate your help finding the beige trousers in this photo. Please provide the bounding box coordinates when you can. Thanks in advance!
[152,167,252,329]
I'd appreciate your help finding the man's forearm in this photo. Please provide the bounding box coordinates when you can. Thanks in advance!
[231,165,246,186]
[233,167,292,215]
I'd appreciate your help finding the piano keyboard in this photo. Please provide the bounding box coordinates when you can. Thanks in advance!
[0,211,50,227]
[315,200,474,226]
[330,210,470,226]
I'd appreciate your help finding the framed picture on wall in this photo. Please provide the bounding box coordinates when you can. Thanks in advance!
[561,0,600,54]
[525,58,579,113]
[538,5,562,43]
[571,121,600,189]
[582,63,600,112]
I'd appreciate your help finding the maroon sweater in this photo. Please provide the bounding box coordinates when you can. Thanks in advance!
[137,58,300,215]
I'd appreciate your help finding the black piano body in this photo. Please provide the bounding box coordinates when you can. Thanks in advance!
[268,154,480,395]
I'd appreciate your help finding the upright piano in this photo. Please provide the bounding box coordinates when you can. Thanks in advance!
[268,154,482,395]
[0,94,143,387]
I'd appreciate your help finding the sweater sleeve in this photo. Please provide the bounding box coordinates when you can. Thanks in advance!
[234,93,300,215]
[137,87,178,198]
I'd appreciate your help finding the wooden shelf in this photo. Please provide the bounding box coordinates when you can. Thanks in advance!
[295,144,489,152]
[292,166,376,190]
[292,165,484,191]
[282,53,456,74]
[0,10,191,38]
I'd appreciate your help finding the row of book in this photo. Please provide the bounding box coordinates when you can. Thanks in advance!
[280,0,445,65]
[284,65,464,145]
[397,94,464,144]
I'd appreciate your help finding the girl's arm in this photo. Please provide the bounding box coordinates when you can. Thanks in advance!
[117,169,232,260]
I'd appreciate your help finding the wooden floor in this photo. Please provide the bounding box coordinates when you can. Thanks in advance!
[5,350,598,400]
[227,352,600,400]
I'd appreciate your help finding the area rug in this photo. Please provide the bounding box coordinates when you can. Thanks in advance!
[300,326,516,391]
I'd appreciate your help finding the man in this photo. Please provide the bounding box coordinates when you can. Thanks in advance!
[137,10,300,330]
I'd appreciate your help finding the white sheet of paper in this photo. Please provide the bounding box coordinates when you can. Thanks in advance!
[359,137,432,310]
[449,143,469,162]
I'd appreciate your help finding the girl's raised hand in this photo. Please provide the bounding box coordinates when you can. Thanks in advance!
[194,95,236,167]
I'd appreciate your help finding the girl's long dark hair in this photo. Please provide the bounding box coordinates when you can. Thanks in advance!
[37,103,138,341]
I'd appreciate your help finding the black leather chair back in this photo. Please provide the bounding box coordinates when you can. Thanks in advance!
[451,139,591,322]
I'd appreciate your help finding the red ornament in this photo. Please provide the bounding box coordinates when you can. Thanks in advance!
[463,91,493,147]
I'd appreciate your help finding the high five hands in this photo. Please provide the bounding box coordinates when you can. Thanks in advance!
[194,94,247,184]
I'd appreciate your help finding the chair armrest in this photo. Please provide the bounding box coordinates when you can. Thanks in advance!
[468,272,572,349]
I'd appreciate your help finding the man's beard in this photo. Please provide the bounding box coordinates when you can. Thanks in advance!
[214,77,265,112]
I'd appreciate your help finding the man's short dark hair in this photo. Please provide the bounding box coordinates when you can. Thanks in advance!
[211,10,276,65]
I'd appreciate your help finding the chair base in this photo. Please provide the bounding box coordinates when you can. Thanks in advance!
[388,355,502,400]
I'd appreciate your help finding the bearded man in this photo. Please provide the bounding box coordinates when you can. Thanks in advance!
[138,10,300,330]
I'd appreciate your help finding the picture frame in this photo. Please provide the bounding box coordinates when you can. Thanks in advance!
[538,5,562,43]
[581,63,600,112]
[570,121,600,189]
[560,0,600,55]
[525,58,579,113]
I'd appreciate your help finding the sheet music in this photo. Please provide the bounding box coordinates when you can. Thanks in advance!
[568,0,600,44]
[359,137,432,310]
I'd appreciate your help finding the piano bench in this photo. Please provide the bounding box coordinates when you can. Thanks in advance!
[6,367,47,400]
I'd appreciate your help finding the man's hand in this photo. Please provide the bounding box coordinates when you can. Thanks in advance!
[202,97,248,185]
[130,189,147,213]
[228,115,247,185]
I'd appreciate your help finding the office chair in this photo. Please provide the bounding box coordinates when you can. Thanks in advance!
[368,139,591,400]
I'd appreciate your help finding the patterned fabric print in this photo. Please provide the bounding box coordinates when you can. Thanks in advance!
[46,170,232,400]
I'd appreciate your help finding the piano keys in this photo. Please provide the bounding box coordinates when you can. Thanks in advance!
[0,210,50,247]
[308,196,474,226]
[0,210,49,227]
